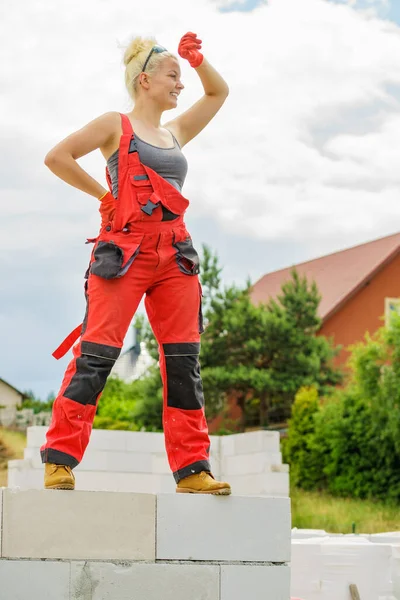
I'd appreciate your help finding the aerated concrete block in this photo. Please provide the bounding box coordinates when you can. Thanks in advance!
[70,561,219,600]
[7,459,42,489]
[221,451,284,476]
[220,564,291,600]
[2,489,156,560]
[26,426,47,449]
[125,431,166,453]
[226,472,289,497]
[0,559,70,599]
[221,430,281,456]
[78,471,175,494]
[157,494,291,562]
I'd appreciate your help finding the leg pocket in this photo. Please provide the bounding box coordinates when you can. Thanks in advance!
[173,236,200,276]
[90,233,144,279]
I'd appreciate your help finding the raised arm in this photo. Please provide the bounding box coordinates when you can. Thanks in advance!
[163,33,229,148]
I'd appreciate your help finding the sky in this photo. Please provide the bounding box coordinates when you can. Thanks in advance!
[1,0,400,399]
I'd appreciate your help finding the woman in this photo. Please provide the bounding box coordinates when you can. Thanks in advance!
[40,32,231,495]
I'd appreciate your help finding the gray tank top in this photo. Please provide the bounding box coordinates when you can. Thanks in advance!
[107,130,188,199]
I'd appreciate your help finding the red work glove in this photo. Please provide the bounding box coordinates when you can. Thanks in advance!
[178,32,204,68]
[98,191,116,227]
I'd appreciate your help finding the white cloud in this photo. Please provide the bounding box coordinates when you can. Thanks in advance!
[2,0,400,395]
[2,0,400,253]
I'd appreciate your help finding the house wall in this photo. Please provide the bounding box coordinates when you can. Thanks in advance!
[0,381,23,427]
[319,252,400,370]
[209,254,400,432]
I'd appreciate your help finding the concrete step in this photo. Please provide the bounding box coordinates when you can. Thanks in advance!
[0,488,291,599]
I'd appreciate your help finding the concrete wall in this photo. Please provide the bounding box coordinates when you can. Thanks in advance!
[8,427,289,497]
[0,488,291,599]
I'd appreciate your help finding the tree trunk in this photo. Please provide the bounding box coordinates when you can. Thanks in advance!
[259,390,269,428]
[236,393,246,432]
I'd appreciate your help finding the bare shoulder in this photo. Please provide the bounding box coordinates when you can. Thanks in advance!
[45,111,122,161]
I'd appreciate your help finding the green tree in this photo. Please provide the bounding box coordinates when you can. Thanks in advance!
[200,269,343,428]
[282,386,324,489]
[129,250,343,432]
[94,377,139,430]
[285,315,400,501]
[20,390,54,414]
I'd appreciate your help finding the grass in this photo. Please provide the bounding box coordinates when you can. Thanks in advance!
[0,427,27,487]
[291,485,400,534]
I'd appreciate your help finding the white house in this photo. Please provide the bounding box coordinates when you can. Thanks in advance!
[111,327,155,383]
[0,378,25,427]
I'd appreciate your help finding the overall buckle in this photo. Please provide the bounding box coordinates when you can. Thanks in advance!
[141,199,160,216]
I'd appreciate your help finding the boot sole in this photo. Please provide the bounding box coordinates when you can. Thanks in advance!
[176,487,231,495]
[45,484,75,490]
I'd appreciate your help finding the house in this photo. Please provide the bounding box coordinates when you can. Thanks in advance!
[0,378,26,427]
[208,231,400,433]
[111,329,155,383]
[250,231,400,369]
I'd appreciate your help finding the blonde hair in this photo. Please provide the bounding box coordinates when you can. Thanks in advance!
[123,36,178,101]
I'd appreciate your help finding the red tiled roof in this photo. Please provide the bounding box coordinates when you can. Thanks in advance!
[251,232,400,321]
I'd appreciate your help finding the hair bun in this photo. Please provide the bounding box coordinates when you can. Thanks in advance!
[123,36,157,67]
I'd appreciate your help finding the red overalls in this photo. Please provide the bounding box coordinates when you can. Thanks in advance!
[40,113,211,483]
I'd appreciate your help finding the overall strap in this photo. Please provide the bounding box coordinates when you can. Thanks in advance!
[117,113,141,172]
[120,113,133,136]
[118,113,134,164]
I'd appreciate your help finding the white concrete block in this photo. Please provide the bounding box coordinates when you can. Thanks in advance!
[125,430,166,453]
[226,472,289,497]
[70,561,219,600]
[2,489,156,560]
[0,559,70,599]
[8,459,42,489]
[78,471,175,494]
[369,531,400,544]
[392,544,400,599]
[221,431,281,456]
[7,459,41,489]
[151,453,172,474]
[291,538,394,600]
[157,494,291,562]
[26,426,47,449]
[221,451,284,476]
[291,528,329,539]
[221,565,290,600]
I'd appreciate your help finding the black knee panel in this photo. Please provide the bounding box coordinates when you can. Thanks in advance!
[163,342,204,410]
[64,341,121,406]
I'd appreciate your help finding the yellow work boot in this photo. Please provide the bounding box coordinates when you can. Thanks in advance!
[44,463,75,490]
[176,471,231,495]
